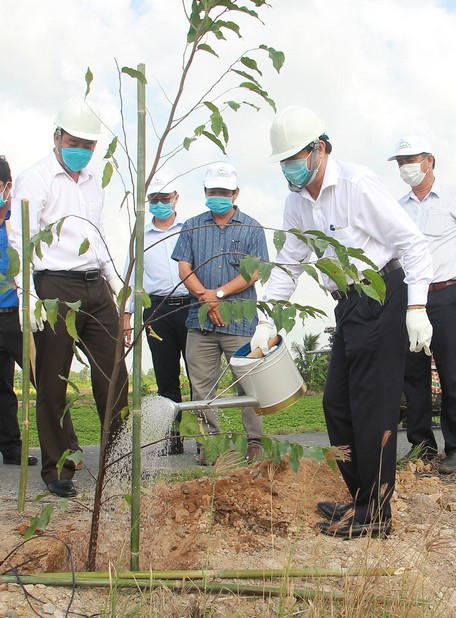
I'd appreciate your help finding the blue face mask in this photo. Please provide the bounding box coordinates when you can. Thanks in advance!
[149,202,174,220]
[0,184,10,208]
[280,150,319,190]
[205,196,233,215]
[61,147,94,172]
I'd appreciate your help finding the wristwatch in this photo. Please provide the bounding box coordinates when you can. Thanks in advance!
[216,288,225,299]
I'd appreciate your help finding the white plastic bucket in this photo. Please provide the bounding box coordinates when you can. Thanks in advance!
[230,336,306,415]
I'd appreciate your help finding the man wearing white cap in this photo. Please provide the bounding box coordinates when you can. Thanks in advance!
[251,106,433,539]
[124,175,191,454]
[10,98,128,497]
[172,162,269,464]
[389,136,456,474]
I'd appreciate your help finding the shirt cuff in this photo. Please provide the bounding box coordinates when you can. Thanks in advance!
[407,284,429,307]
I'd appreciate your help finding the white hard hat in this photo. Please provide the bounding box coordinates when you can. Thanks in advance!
[147,175,177,196]
[387,135,432,161]
[54,98,102,141]
[270,106,326,163]
[204,162,238,190]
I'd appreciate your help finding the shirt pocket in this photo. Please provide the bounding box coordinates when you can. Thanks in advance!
[424,208,453,236]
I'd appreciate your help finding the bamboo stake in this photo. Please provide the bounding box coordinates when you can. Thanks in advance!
[17,199,32,513]
[130,62,146,571]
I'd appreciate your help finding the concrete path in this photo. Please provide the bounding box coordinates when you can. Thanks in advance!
[0,427,444,499]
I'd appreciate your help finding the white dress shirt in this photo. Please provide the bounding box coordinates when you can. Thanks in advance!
[399,180,456,283]
[10,151,116,281]
[125,214,187,311]
[265,157,433,306]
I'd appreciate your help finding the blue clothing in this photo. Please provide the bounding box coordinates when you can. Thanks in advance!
[0,213,18,309]
[172,207,268,336]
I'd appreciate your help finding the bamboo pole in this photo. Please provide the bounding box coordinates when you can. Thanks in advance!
[17,199,32,513]
[130,62,146,570]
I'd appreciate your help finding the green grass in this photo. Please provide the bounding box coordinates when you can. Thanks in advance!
[23,395,325,448]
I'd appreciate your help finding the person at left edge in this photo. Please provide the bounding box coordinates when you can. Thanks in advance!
[123,175,191,454]
[10,98,129,498]
[0,155,38,466]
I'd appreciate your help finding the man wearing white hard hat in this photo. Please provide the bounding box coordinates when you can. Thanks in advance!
[251,106,433,539]
[123,174,191,455]
[10,98,128,498]
[389,135,456,474]
[172,162,269,465]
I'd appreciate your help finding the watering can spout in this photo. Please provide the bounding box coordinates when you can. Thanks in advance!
[165,395,260,416]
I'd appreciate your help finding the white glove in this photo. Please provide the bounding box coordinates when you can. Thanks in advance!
[250,322,278,355]
[108,276,124,301]
[18,293,46,333]
[406,308,433,355]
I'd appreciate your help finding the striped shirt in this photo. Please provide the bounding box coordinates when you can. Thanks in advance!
[172,207,268,335]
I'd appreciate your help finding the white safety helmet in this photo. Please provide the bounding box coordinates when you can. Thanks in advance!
[54,98,102,141]
[270,105,326,163]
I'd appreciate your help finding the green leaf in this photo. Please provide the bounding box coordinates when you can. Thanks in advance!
[180,411,200,438]
[258,262,273,285]
[43,298,59,332]
[316,258,348,292]
[201,130,227,154]
[240,255,259,283]
[6,246,20,278]
[56,217,65,238]
[362,269,386,303]
[218,301,232,324]
[308,445,326,465]
[141,289,151,308]
[84,67,93,97]
[232,69,261,87]
[56,449,72,479]
[102,161,114,189]
[65,309,79,342]
[211,19,241,38]
[230,299,244,323]
[24,504,54,540]
[121,66,147,84]
[259,45,285,73]
[197,303,209,328]
[240,56,262,75]
[300,264,320,284]
[78,238,90,256]
[57,374,81,394]
[233,433,248,457]
[197,43,219,57]
[273,230,286,253]
[104,136,118,159]
[65,300,81,311]
[243,299,258,323]
[289,443,304,473]
[239,82,276,111]
[226,100,241,111]
[183,136,197,150]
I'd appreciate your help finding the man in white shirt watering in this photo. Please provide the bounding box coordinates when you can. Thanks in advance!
[251,106,433,539]
[10,98,128,498]
[389,135,456,474]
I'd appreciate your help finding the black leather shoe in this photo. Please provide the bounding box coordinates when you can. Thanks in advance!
[47,479,77,498]
[317,501,351,521]
[400,444,437,462]
[439,452,456,474]
[169,435,184,455]
[3,454,38,466]
[317,519,392,539]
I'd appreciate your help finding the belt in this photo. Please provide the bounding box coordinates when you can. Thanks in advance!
[0,307,17,314]
[149,295,191,306]
[34,269,101,281]
[429,279,456,294]
[331,259,402,301]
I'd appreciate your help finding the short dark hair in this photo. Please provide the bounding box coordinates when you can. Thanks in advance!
[0,155,12,184]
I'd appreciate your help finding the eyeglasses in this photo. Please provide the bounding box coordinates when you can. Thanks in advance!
[147,193,176,204]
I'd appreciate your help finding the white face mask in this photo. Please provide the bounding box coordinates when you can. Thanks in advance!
[399,160,428,187]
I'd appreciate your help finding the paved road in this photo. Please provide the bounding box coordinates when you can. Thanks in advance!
[0,427,445,499]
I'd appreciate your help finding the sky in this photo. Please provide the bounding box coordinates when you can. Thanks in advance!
[2,0,456,370]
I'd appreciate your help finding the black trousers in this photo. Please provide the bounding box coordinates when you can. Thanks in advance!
[427,284,456,454]
[0,311,23,457]
[323,268,407,523]
[34,274,129,484]
[403,349,437,450]
[143,298,191,416]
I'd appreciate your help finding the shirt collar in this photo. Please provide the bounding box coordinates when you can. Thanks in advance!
[299,156,338,201]
[146,213,184,232]
[201,205,243,223]
[406,178,441,202]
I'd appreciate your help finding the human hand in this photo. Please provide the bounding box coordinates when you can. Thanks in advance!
[406,307,432,355]
[123,312,133,348]
[250,322,278,355]
[18,293,46,333]
[208,306,225,327]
